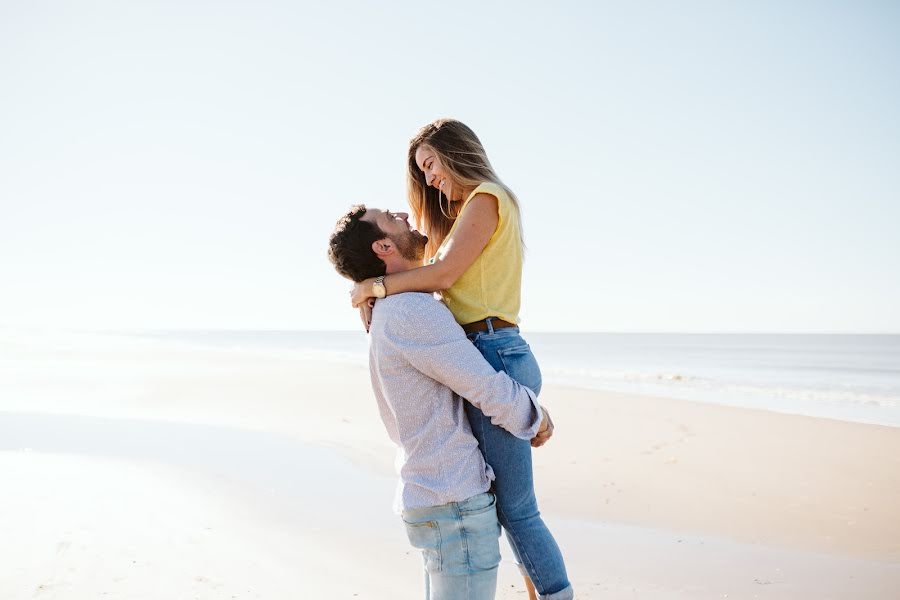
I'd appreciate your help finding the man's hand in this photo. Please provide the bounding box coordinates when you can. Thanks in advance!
[531,405,554,448]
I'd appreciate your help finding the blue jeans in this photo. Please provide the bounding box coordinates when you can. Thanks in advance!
[465,323,573,600]
[402,492,502,600]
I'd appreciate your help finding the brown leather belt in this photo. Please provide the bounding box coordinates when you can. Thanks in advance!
[462,318,517,334]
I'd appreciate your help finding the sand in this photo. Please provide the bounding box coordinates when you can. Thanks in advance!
[1,330,899,599]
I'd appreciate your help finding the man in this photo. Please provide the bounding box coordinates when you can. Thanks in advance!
[327,205,551,600]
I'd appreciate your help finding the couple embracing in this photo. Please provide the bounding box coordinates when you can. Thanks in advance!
[328,119,573,600]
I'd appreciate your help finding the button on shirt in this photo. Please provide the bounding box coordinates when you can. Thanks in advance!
[368,292,542,512]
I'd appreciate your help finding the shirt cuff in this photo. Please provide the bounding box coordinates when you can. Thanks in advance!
[522,387,543,439]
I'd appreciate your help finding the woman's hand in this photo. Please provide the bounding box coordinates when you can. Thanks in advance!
[358,298,375,333]
[351,278,376,307]
[531,405,554,448]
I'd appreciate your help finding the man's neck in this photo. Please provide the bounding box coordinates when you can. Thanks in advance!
[384,258,419,276]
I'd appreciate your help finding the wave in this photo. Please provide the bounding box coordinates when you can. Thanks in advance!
[542,366,900,409]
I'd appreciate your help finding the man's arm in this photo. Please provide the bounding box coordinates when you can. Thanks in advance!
[382,294,542,440]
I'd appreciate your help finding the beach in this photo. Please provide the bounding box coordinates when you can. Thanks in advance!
[2,331,899,599]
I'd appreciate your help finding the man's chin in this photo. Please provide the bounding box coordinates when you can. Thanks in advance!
[413,239,428,262]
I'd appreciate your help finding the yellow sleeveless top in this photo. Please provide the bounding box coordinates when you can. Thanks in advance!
[434,181,523,325]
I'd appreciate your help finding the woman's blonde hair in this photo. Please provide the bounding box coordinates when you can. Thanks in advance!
[407,118,524,259]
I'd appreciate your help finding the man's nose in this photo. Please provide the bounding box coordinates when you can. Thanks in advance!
[397,212,409,220]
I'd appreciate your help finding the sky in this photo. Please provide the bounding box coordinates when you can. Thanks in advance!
[1,1,898,333]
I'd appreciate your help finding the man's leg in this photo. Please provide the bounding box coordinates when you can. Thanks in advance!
[403,492,502,600]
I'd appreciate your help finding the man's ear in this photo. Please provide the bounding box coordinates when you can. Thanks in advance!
[371,238,393,258]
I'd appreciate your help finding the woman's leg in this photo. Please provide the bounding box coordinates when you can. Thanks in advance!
[525,577,538,600]
[464,328,572,600]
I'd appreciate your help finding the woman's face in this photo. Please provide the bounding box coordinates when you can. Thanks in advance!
[414,145,453,197]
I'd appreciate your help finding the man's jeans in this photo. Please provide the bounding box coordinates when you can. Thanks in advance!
[402,492,502,600]
[465,324,574,600]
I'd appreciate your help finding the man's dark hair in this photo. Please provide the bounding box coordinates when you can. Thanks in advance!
[327,204,387,282]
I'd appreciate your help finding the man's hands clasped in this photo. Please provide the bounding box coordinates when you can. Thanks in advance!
[531,405,554,448]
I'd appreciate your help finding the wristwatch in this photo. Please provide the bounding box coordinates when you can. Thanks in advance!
[373,275,386,299]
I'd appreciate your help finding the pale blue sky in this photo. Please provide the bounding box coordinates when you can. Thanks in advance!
[1,1,898,332]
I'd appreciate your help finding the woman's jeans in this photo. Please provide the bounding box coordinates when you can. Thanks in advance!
[465,323,573,600]
[402,492,502,600]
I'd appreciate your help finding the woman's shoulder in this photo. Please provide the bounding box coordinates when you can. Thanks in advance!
[464,182,512,214]
[468,181,507,201]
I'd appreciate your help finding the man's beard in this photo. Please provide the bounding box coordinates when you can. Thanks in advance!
[390,230,428,261]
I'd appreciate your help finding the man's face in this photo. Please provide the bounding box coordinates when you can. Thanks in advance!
[361,208,428,261]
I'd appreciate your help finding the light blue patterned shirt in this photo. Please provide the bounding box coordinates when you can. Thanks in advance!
[368,292,542,511]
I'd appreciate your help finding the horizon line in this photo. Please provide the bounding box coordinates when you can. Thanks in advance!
[3,327,897,336]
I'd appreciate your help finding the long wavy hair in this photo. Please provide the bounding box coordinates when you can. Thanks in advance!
[407,119,524,260]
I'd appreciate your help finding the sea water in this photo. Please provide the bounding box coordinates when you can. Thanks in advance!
[139,330,900,427]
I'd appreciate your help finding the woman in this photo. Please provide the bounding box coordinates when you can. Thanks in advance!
[351,119,572,600]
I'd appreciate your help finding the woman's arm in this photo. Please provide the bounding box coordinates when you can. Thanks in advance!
[350,193,499,307]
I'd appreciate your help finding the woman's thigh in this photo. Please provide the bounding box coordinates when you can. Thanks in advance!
[465,330,542,516]
[471,330,542,396]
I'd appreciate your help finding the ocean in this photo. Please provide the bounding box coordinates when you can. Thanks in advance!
[139,331,900,428]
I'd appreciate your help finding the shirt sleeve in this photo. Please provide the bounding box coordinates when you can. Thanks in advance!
[383,294,542,440]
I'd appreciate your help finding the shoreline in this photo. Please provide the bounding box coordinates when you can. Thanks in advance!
[101,329,900,429]
[8,328,899,428]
